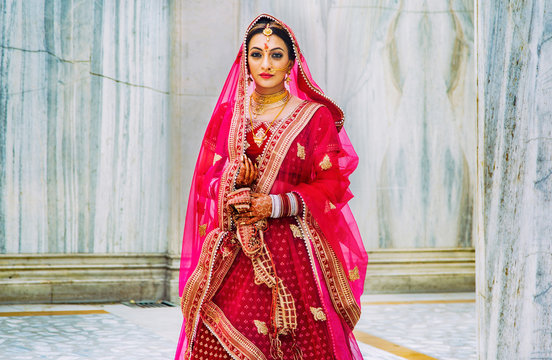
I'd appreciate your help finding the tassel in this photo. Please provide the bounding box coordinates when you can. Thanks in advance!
[270,333,284,360]
[291,331,303,360]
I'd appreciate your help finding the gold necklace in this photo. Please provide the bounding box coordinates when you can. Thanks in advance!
[250,90,290,118]
[249,96,290,146]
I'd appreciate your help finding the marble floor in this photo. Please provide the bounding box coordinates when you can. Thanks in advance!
[0,293,475,360]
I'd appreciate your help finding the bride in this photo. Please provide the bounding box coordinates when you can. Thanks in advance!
[175,14,368,360]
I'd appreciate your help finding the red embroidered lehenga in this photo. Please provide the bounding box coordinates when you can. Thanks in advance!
[175,14,368,360]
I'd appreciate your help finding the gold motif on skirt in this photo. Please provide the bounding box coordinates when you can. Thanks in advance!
[348,266,360,281]
[319,154,332,170]
[198,224,207,237]
[213,153,222,165]
[254,320,269,335]
[310,307,327,321]
[297,143,305,160]
[289,224,302,238]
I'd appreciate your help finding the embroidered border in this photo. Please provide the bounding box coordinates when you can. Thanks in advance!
[181,230,223,350]
[299,212,361,329]
[217,158,242,230]
[255,102,322,194]
[181,230,239,359]
[202,301,267,360]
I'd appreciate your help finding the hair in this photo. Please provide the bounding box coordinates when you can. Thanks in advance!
[246,19,296,61]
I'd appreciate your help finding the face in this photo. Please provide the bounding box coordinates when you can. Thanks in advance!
[248,32,292,94]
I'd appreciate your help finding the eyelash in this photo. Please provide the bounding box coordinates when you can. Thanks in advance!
[250,52,284,59]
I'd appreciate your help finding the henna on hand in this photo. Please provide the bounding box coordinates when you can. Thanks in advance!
[235,192,271,225]
[235,155,259,187]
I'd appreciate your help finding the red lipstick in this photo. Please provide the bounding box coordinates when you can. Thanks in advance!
[259,73,273,79]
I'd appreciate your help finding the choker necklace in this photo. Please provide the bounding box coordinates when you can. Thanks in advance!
[250,89,290,119]
[248,95,290,146]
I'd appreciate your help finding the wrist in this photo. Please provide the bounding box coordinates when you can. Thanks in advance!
[269,192,301,218]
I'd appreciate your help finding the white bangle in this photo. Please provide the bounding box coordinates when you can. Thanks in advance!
[286,192,296,216]
[270,194,280,218]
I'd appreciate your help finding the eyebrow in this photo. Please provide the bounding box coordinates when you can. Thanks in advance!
[251,46,284,52]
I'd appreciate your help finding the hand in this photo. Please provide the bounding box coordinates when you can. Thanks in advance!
[235,193,271,225]
[235,155,258,187]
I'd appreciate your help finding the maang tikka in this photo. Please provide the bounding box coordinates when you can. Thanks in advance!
[263,23,273,42]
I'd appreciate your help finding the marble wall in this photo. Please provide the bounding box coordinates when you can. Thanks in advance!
[241,0,476,249]
[0,0,171,253]
[0,0,475,255]
[478,0,552,358]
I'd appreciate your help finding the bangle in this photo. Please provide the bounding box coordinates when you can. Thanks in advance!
[270,194,280,218]
[285,193,294,216]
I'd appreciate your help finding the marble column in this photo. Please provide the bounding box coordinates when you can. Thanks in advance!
[478,0,552,358]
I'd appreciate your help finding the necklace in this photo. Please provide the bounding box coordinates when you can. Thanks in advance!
[249,95,290,146]
[250,89,290,119]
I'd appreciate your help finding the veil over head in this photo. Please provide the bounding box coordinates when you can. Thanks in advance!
[176,14,367,360]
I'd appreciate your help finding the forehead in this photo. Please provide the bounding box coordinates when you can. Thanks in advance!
[249,33,287,51]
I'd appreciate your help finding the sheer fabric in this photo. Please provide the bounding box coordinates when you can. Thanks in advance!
[176,14,368,360]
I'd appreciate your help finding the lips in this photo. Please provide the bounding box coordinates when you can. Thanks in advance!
[259,73,273,79]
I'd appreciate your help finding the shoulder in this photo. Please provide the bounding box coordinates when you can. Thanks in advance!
[304,102,335,129]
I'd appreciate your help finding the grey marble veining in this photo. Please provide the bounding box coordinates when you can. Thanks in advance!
[0,0,170,254]
[478,0,552,358]
[241,0,476,249]
[0,1,475,256]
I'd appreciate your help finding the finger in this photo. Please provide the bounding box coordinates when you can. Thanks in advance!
[251,162,258,179]
[245,216,262,225]
[244,157,251,181]
[247,158,255,182]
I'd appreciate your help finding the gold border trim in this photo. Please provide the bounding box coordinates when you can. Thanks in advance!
[299,212,361,329]
[202,301,267,360]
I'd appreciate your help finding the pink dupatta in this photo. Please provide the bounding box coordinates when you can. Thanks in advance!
[176,14,368,360]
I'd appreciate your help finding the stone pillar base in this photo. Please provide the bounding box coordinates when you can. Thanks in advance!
[0,254,181,304]
[365,248,475,293]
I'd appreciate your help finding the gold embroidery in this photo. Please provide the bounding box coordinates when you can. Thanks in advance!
[213,153,222,165]
[198,224,207,237]
[319,154,332,170]
[202,301,267,360]
[289,224,302,238]
[325,201,337,213]
[310,307,327,321]
[254,320,268,335]
[297,143,305,160]
[349,266,360,281]
[254,102,321,194]
[300,212,361,329]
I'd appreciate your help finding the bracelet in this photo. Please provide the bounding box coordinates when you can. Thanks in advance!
[270,192,301,218]
[270,194,280,218]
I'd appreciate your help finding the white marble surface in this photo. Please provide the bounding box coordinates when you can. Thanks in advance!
[241,0,476,249]
[0,294,476,359]
[0,0,171,253]
[0,1,475,255]
[478,0,552,358]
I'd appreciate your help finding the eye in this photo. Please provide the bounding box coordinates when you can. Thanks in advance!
[250,51,262,58]
[272,52,283,59]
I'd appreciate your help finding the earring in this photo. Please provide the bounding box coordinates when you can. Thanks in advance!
[285,70,291,84]
[248,75,253,85]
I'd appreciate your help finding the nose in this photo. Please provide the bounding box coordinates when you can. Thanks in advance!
[261,53,271,70]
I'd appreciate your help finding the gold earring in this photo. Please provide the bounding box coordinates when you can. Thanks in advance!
[285,70,291,84]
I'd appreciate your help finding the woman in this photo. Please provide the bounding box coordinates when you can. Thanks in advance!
[175,14,368,360]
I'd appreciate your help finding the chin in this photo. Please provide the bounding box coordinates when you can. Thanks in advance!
[255,80,285,92]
